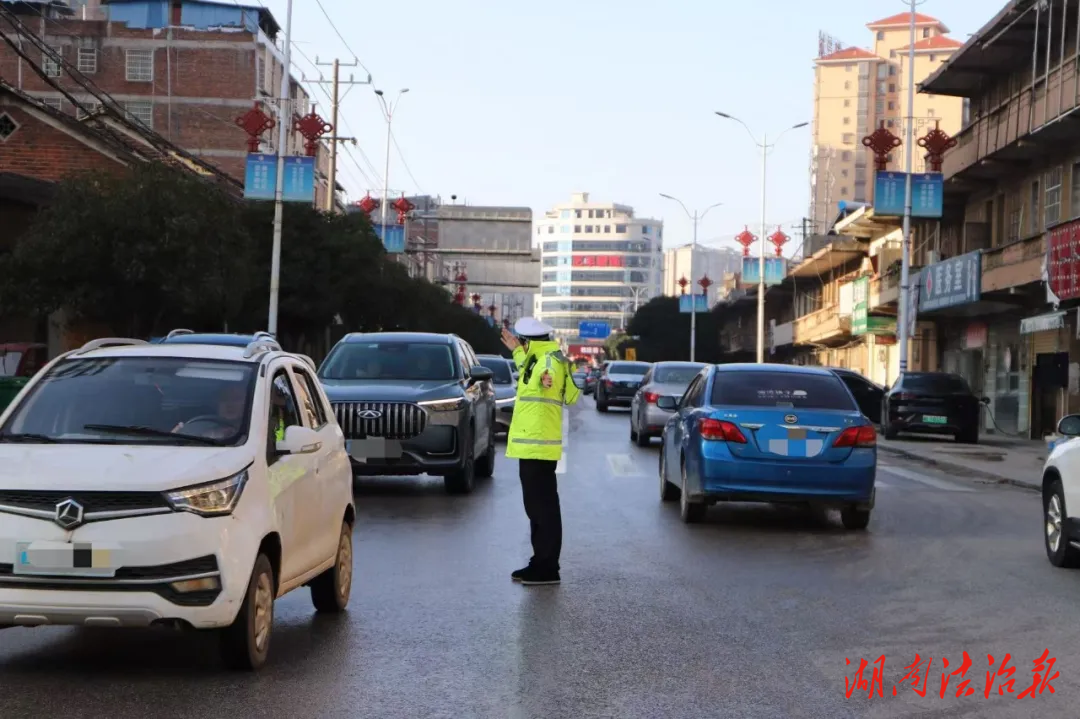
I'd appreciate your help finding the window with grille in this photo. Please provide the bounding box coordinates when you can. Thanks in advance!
[125,49,153,82]
[1045,167,1063,227]
[42,47,62,78]
[124,101,153,128]
[77,47,98,74]
[76,102,101,120]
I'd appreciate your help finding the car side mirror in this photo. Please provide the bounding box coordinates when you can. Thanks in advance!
[573,377,585,389]
[656,396,678,411]
[1058,414,1080,437]
[275,425,322,455]
[981,396,990,405]
[468,366,494,383]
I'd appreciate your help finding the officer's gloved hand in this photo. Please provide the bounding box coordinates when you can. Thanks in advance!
[541,372,553,389]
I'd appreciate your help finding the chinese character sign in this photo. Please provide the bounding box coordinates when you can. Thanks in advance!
[1048,218,1080,303]
[918,250,981,312]
[874,172,905,216]
[872,172,943,218]
[572,255,625,267]
[243,154,277,201]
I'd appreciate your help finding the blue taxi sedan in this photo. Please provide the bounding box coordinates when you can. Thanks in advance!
[657,363,876,529]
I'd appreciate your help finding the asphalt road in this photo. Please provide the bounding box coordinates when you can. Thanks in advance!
[0,397,1073,718]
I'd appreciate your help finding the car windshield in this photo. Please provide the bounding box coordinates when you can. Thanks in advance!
[902,373,971,394]
[711,371,856,410]
[607,362,650,376]
[0,357,257,445]
[653,364,705,384]
[319,342,456,381]
[477,357,513,384]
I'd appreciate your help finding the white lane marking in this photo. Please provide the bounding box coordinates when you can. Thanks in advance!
[607,454,644,477]
[875,480,892,489]
[879,465,975,492]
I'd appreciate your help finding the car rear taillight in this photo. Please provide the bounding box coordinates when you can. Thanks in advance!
[896,393,917,401]
[643,391,660,404]
[833,425,876,448]
[699,418,747,443]
[604,379,614,388]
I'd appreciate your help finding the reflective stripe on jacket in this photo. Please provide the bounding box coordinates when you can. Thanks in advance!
[506,340,580,461]
[274,418,285,442]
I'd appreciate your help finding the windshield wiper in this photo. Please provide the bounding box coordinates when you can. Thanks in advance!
[83,424,226,446]
[0,432,59,443]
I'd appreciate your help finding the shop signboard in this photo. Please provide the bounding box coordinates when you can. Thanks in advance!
[851,277,869,335]
[917,250,981,312]
[1020,311,1065,335]
[568,344,603,357]
[1047,218,1080,303]
[741,257,786,286]
[873,172,944,218]
[572,255,624,267]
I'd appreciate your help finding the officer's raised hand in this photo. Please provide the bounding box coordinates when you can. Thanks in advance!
[501,327,520,351]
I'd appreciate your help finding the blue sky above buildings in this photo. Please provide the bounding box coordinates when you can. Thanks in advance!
[260,0,989,253]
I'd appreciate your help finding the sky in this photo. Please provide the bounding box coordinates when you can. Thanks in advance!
[259,0,990,255]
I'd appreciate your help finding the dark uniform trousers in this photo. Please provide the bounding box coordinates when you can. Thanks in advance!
[519,458,561,571]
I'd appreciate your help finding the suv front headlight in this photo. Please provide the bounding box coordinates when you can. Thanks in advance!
[165,469,248,516]
[418,397,467,412]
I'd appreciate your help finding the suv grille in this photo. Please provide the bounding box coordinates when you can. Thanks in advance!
[332,402,428,440]
[0,490,169,514]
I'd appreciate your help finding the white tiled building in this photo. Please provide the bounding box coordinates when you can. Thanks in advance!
[534,192,663,340]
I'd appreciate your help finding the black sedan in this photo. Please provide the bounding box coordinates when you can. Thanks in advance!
[595,360,651,412]
[882,371,986,444]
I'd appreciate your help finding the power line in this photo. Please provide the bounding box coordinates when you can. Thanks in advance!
[311,0,371,76]
[390,129,423,195]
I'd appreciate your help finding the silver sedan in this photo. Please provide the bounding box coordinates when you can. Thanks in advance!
[629,361,707,446]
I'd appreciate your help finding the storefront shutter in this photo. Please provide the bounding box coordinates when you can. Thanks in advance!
[1032,328,1062,355]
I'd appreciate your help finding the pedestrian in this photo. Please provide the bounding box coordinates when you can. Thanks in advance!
[502,317,580,586]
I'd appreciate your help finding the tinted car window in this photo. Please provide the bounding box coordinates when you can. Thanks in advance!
[2,357,257,445]
[902,373,971,394]
[320,342,456,381]
[654,364,705,384]
[607,362,650,376]
[477,356,513,384]
[711,371,856,410]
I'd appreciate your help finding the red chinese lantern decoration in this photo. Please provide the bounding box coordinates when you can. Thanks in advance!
[293,110,333,157]
[235,102,275,154]
[698,275,713,293]
[677,276,689,295]
[862,121,902,172]
[768,227,789,257]
[392,195,415,225]
[502,318,511,329]
[735,226,757,257]
[453,267,468,306]
[356,193,379,214]
[488,304,498,316]
[917,120,958,173]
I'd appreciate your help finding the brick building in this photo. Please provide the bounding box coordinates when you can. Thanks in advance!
[0,0,335,204]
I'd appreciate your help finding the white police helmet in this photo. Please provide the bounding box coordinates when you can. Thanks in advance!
[514,317,554,340]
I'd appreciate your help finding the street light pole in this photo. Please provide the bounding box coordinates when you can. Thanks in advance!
[714,112,809,363]
[659,194,723,362]
[374,88,409,229]
[267,0,294,336]
[897,0,918,373]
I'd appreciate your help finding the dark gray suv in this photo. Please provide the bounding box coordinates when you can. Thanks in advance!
[317,332,497,494]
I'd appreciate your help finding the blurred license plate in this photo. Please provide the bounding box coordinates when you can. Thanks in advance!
[923,415,947,424]
[347,438,403,461]
[14,541,120,577]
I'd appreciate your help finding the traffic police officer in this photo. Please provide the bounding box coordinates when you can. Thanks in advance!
[502,317,580,586]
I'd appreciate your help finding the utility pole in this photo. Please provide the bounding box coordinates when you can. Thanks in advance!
[268,0,294,336]
[896,0,918,373]
[313,57,370,212]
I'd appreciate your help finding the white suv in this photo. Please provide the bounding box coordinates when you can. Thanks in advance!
[0,335,355,670]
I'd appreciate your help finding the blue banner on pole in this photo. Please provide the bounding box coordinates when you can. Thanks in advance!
[282,156,315,203]
[375,223,406,253]
[578,321,611,339]
[873,171,943,218]
[678,294,708,313]
[244,154,316,203]
[741,257,786,285]
[243,154,276,200]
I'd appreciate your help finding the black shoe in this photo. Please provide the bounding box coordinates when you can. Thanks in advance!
[511,565,531,582]
[519,566,560,586]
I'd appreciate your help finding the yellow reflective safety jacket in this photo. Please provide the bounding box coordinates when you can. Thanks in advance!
[506,340,580,461]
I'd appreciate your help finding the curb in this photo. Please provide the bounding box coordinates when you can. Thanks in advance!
[878,444,1041,492]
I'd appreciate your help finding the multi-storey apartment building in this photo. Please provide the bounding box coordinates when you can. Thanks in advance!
[535,192,663,340]
[662,244,742,307]
[0,0,334,204]
[809,13,965,233]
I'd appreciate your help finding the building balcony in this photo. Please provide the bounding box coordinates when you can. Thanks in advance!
[869,271,900,309]
[980,234,1045,293]
[793,305,851,346]
[721,330,756,355]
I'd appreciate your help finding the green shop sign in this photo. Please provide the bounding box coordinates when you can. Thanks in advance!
[850,277,897,336]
